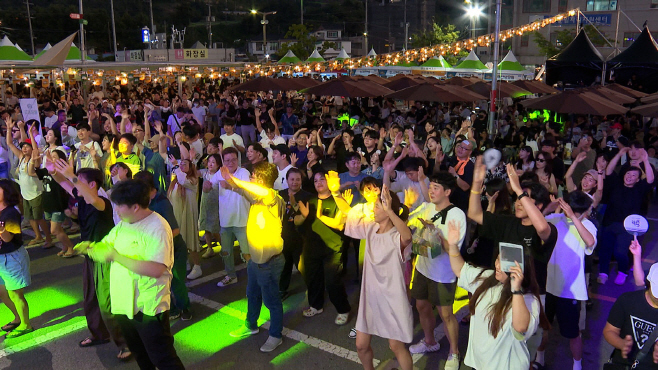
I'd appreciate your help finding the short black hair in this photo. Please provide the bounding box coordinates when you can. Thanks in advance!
[77,122,91,131]
[0,179,20,207]
[222,146,239,159]
[120,133,137,146]
[109,180,151,208]
[182,124,197,138]
[342,129,355,138]
[251,162,278,188]
[77,168,104,190]
[272,144,290,161]
[209,137,223,147]
[344,151,361,164]
[224,119,236,126]
[565,190,593,214]
[429,171,457,192]
[521,181,551,211]
[133,171,156,192]
[402,157,424,172]
[286,167,304,180]
[359,176,382,192]
[364,130,380,140]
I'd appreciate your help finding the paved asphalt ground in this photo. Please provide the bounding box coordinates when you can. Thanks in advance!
[0,206,657,370]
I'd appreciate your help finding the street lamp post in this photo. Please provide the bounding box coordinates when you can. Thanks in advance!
[110,0,117,58]
[466,3,483,40]
[251,9,277,61]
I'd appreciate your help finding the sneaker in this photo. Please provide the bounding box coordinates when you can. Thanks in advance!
[180,309,192,321]
[302,307,323,317]
[202,247,216,259]
[335,313,349,326]
[614,272,628,285]
[229,325,259,338]
[445,353,460,370]
[169,309,181,320]
[597,273,608,284]
[217,275,238,287]
[186,265,202,280]
[260,336,283,353]
[409,339,440,354]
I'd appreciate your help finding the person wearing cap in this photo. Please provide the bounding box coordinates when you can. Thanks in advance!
[601,122,627,157]
[540,140,565,186]
[603,257,658,369]
[598,144,654,285]
[278,103,299,141]
[544,192,597,370]
[447,138,475,213]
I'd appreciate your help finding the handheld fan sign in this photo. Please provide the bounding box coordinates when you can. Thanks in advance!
[623,214,649,240]
[483,148,502,170]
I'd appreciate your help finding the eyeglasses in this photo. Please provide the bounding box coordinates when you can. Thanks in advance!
[536,158,546,163]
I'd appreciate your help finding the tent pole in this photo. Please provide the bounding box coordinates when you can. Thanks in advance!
[620,9,642,32]
[614,6,620,56]
[488,0,501,134]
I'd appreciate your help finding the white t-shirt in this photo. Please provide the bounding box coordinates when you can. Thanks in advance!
[259,132,286,162]
[408,202,466,283]
[189,139,204,163]
[545,213,597,300]
[459,263,540,370]
[210,167,251,228]
[273,164,293,191]
[389,172,430,212]
[102,212,173,319]
[191,105,208,126]
[44,115,58,129]
[74,140,103,169]
[220,133,244,165]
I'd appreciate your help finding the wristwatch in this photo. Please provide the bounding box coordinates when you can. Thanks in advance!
[71,176,78,184]
[512,290,524,295]
[517,191,529,201]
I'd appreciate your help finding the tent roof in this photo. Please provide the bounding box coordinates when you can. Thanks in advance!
[278,50,301,63]
[306,49,325,62]
[190,41,206,49]
[421,56,451,68]
[498,50,526,71]
[66,43,93,61]
[549,29,603,63]
[610,27,658,63]
[367,48,377,57]
[334,48,350,60]
[455,50,487,70]
[0,37,32,62]
[32,33,78,67]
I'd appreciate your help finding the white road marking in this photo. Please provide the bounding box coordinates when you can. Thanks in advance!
[0,319,87,359]
[185,263,247,288]
[411,307,469,364]
[188,293,377,366]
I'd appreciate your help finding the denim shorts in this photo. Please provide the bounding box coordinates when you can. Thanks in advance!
[0,247,31,291]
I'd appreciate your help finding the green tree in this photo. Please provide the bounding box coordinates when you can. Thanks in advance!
[410,23,467,65]
[532,25,614,58]
[276,24,336,61]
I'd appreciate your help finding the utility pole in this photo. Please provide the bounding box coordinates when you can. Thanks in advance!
[110,0,117,57]
[488,0,502,134]
[25,1,35,56]
[79,0,86,63]
[364,0,368,56]
[403,0,408,50]
[207,2,213,48]
[301,0,304,25]
[148,0,155,49]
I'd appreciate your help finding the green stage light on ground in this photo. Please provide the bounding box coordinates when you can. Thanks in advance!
[270,342,310,367]
[174,311,245,357]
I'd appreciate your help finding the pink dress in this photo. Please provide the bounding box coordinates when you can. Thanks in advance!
[345,209,413,343]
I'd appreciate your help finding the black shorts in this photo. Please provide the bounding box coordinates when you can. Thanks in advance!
[545,293,581,339]
[410,270,456,307]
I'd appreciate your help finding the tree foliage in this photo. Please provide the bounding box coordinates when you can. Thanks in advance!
[410,23,467,65]
[277,24,336,61]
[532,25,614,58]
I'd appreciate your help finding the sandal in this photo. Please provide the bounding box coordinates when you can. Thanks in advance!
[302,307,323,317]
[79,337,110,347]
[27,238,44,246]
[57,250,66,257]
[117,348,132,361]
[1,322,19,332]
[42,241,55,249]
[62,250,76,258]
[6,327,33,338]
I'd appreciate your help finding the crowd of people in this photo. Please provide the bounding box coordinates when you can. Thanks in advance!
[0,77,657,369]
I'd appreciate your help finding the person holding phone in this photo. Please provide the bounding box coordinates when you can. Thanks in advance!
[445,219,542,370]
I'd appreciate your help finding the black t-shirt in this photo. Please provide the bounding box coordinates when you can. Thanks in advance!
[479,211,558,294]
[602,176,653,226]
[74,188,114,243]
[237,107,255,126]
[447,157,475,213]
[335,145,351,174]
[36,168,69,213]
[301,196,343,254]
[279,189,312,242]
[607,290,658,369]
[551,156,565,184]
[0,207,22,255]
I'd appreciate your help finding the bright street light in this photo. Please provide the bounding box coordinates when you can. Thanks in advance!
[251,9,257,14]
[466,5,483,18]
[251,9,278,62]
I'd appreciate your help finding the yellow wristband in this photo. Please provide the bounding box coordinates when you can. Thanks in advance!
[449,252,461,257]
[470,190,481,195]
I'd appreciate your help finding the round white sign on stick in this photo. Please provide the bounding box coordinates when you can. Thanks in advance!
[624,214,649,237]
[483,148,502,170]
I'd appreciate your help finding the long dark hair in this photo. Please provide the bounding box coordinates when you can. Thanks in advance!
[484,178,511,214]
[534,151,553,176]
[515,146,534,170]
[468,248,541,338]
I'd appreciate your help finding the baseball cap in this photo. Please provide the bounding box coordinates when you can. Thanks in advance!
[584,169,600,182]
[148,134,161,143]
[647,263,658,297]
[611,122,623,130]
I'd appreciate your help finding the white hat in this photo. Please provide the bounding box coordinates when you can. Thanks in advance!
[647,263,658,297]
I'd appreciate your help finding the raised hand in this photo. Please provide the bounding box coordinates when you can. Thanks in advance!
[417,165,426,182]
[557,198,576,219]
[325,171,341,193]
[290,153,298,167]
[629,239,642,256]
[574,151,587,163]
[506,163,522,195]
[473,155,486,184]
[486,190,499,204]
[154,120,163,133]
[168,155,179,166]
[509,261,524,292]
[393,132,403,148]
[342,188,353,205]
[54,158,75,179]
[446,219,462,247]
[403,187,419,208]
[298,201,309,218]
[381,184,392,213]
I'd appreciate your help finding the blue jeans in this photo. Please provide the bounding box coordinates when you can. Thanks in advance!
[246,254,284,338]
[220,226,249,278]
